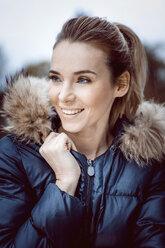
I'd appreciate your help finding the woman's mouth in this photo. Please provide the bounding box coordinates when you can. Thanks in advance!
[61,108,84,115]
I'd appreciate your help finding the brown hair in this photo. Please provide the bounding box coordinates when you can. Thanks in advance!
[53,16,148,129]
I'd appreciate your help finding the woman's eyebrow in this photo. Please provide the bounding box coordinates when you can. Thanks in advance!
[49,70,60,75]
[49,69,97,76]
[74,70,97,75]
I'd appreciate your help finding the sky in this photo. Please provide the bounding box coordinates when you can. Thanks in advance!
[0,0,165,82]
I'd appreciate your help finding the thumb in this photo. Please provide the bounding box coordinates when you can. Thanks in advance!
[67,137,77,151]
[71,141,77,151]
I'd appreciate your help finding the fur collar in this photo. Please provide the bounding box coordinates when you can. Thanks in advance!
[1,74,165,166]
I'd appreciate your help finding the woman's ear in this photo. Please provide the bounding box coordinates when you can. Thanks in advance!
[114,71,130,98]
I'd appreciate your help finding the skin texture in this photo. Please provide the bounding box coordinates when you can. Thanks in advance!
[39,41,129,195]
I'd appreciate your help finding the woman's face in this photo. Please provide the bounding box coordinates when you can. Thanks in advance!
[49,41,118,134]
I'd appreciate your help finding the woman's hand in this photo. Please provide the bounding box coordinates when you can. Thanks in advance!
[39,132,81,196]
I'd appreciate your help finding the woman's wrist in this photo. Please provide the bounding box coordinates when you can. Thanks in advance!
[56,178,79,196]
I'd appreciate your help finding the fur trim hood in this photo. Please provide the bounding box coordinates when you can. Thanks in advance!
[1,74,165,166]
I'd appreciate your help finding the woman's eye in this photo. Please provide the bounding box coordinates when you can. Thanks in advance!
[77,77,91,84]
[49,75,61,82]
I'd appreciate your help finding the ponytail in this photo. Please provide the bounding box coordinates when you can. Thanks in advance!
[109,23,148,129]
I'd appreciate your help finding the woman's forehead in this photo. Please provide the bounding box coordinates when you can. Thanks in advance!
[51,40,108,73]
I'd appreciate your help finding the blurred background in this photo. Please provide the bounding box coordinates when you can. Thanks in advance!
[0,0,165,138]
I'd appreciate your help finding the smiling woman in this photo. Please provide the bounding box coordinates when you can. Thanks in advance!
[0,16,165,248]
[48,41,124,144]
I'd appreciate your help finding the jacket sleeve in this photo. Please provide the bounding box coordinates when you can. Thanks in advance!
[133,161,165,248]
[0,135,85,248]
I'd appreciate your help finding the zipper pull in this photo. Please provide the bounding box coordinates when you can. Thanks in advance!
[87,159,95,176]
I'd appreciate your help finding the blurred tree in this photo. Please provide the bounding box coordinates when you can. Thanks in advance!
[0,45,7,91]
[0,93,5,139]
[74,10,91,18]
[144,44,165,103]
[24,61,50,78]
[0,46,7,138]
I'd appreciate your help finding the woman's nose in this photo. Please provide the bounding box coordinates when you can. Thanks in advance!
[58,83,75,102]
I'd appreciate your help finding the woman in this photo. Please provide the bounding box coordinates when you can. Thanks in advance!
[0,16,165,248]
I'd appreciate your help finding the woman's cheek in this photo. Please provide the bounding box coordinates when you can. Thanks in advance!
[48,85,57,105]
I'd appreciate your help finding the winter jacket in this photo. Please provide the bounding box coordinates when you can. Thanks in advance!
[0,74,165,248]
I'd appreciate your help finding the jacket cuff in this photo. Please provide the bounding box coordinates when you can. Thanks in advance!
[31,183,85,245]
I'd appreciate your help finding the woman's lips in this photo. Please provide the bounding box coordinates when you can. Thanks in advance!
[61,108,84,115]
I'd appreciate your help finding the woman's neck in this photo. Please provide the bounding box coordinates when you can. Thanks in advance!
[60,126,113,160]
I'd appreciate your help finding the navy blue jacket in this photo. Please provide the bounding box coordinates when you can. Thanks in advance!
[0,75,165,247]
[0,129,165,247]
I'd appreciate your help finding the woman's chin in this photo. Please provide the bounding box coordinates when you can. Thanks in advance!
[61,123,83,134]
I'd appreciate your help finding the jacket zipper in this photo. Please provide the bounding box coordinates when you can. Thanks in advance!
[86,159,94,215]
[83,159,95,247]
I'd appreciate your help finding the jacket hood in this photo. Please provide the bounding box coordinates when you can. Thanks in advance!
[1,73,54,145]
[1,74,165,166]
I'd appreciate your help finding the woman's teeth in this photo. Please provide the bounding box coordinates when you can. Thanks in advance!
[62,109,83,115]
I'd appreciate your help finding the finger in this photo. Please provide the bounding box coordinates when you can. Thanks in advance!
[69,139,77,151]
[58,133,77,151]
[43,131,59,145]
[65,139,74,151]
[41,130,52,142]
[41,132,77,152]
[41,136,46,142]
